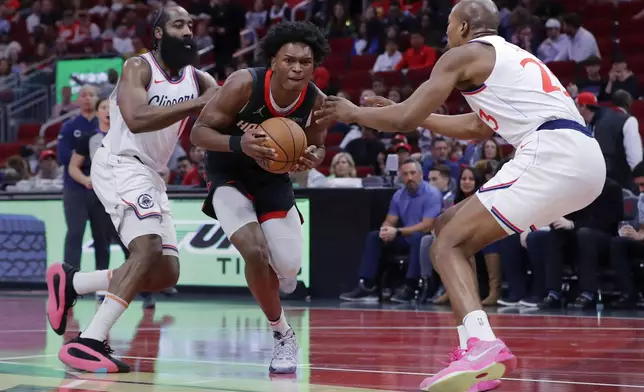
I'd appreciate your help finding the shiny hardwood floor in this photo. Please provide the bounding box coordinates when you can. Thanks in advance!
[0,294,643,391]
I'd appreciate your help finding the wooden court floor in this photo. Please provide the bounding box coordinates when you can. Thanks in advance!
[0,294,643,391]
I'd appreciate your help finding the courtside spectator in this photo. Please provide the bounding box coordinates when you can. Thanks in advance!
[573,177,624,309]
[345,126,386,176]
[601,56,642,100]
[573,56,604,96]
[561,13,600,62]
[340,159,441,303]
[395,31,437,71]
[576,92,636,189]
[609,162,644,308]
[537,18,570,63]
[373,39,402,72]
[422,137,460,181]
[268,0,291,25]
[210,0,245,79]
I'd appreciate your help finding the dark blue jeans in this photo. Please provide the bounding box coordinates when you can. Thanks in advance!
[359,230,424,281]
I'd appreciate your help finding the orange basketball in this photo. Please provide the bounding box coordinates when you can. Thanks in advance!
[255,117,308,174]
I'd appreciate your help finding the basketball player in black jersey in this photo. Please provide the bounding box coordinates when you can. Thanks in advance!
[191,21,329,373]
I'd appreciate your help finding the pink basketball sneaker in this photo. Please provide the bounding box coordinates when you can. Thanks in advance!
[420,338,516,392]
[440,347,502,392]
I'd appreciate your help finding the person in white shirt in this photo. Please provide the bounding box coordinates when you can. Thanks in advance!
[537,18,571,63]
[612,89,643,171]
[112,25,134,55]
[561,14,600,62]
[25,1,41,34]
[372,39,403,73]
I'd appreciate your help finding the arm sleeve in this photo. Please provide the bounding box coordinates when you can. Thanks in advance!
[387,191,401,217]
[75,133,92,157]
[423,188,443,219]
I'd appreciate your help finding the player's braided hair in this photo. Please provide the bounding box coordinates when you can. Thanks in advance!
[259,21,330,67]
[150,7,169,51]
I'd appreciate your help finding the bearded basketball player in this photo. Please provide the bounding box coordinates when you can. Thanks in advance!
[315,0,605,391]
[45,6,218,373]
[190,21,329,373]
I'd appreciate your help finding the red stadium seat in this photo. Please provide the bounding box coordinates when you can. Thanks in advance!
[0,142,22,162]
[340,71,372,90]
[322,146,341,166]
[546,61,576,81]
[325,132,344,148]
[17,123,41,143]
[406,67,432,87]
[329,38,354,55]
[350,55,378,71]
[44,122,62,141]
[317,166,330,176]
[356,166,374,177]
[374,71,403,88]
[322,55,348,75]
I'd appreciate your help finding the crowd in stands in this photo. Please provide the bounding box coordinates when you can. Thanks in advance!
[2,0,644,308]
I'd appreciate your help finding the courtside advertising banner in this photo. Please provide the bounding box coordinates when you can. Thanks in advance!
[0,198,311,287]
[55,57,124,103]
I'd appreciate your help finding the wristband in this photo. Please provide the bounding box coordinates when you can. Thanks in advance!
[229,136,242,153]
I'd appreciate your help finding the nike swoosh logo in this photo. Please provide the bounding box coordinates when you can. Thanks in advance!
[154,79,164,84]
[520,141,531,149]
[466,345,502,362]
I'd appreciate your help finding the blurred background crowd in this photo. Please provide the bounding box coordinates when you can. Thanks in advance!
[1,0,644,309]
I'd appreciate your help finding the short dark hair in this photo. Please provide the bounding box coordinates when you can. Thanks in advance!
[612,89,633,111]
[150,7,170,51]
[259,21,330,66]
[562,13,581,29]
[431,137,448,147]
[430,164,451,179]
[178,155,190,162]
[633,161,644,179]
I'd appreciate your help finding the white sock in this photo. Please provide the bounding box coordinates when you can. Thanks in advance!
[457,325,469,350]
[463,310,497,342]
[73,270,112,295]
[269,309,291,336]
[80,293,128,341]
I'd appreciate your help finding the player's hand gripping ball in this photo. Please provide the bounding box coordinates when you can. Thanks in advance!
[253,117,308,174]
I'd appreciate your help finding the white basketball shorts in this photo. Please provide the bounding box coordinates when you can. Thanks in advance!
[91,147,178,256]
[476,126,606,235]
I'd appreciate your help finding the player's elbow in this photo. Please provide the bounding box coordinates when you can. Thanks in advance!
[190,123,206,147]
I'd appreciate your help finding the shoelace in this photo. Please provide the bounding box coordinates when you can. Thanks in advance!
[441,347,466,365]
[101,341,115,355]
[274,333,297,361]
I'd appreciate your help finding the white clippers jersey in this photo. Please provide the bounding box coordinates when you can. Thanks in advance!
[461,35,585,147]
[103,52,199,172]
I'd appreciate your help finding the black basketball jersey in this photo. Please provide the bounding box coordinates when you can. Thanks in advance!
[205,67,318,176]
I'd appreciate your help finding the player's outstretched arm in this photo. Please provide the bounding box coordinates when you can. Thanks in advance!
[315,47,474,133]
[364,96,494,140]
[191,70,276,160]
[117,57,213,134]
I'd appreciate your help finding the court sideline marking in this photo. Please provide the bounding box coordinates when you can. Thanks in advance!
[1,355,641,390]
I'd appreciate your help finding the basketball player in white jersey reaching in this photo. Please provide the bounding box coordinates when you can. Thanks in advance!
[45,6,217,372]
[316,1,606,391]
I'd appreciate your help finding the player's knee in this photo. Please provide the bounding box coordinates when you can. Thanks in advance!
[243,243,271,268]
[273,252,301,279]
[430,236,456,271]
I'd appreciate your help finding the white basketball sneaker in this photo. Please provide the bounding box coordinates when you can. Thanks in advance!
[269,329,298,374]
